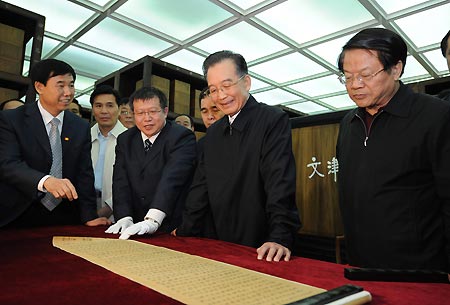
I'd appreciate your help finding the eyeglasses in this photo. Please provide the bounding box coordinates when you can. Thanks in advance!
[120,110,131,115]
[338,68,385,85]
[134,109,162,118]
[206,74,246,98]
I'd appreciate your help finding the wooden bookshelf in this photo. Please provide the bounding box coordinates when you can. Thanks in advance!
[0,1,44,104]
[95,55,207,132]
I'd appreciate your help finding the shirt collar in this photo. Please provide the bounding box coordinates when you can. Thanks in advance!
[38,100,64,126]
[227,95,249,125]
[140,121,166,145]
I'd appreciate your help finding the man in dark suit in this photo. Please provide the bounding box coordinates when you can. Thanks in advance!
[0,59,110,227]
[174,51,301,262]
[105,86,197,239]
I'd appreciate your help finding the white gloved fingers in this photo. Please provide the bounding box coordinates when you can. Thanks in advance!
[105,217,133,234]
[119,224,139,239]
[137,222,150,235]
[105,222,120,234]
[119,233,131,240]
[117,220,159,239]
[120,223,142,239]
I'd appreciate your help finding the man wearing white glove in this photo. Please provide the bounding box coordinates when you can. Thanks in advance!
[105,87,196,239]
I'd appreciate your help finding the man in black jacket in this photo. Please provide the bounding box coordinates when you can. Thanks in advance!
[336,28,450,274]
[175,51,300,262]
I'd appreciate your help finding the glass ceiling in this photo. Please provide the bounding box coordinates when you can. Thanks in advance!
[6,0,450,115]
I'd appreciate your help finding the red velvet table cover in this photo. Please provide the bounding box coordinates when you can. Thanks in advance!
[0,225,448,305]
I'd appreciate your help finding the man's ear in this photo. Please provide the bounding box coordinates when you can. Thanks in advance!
[34,81,44,95]
[392,60,403,81]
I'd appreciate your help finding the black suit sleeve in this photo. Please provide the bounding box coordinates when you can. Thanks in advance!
[150,129,197,217]
[112,133,134,220]
[260,111,301,249]
[176,153,212,237]
[73,124,98,223]
[0,111,44,199]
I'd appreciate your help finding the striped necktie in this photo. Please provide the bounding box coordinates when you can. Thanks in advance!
[41,118,63,211]
[144,139,152,153]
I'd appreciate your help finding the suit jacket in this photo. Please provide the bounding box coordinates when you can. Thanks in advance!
[0,102,98,227]
[177,95,301,249]
[112,120,197,233]
[91,121,127,211]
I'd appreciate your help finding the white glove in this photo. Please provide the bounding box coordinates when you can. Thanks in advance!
[105,216,133,234]
[119,218,160,240]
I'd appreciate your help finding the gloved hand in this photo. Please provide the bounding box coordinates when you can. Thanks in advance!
[105,216,133,234]
[119,218,160,240]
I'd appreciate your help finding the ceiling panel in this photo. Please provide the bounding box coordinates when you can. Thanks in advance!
[252,88,301,106]
[4,0,449,112]
[115,0,233,41]
[9,0,96,37]
[55,45,127,79]
[250,52,328,83]
[161,49,207,76]
[289,75,344,97]
[254,0,374,44]
[77,17,174,61]
[192,22,288,62]
[394,3,450,48]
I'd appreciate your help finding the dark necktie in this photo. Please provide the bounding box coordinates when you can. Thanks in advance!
[144,139,152,153]
[42,118,63,211]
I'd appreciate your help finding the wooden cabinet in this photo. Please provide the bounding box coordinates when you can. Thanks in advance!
[0,1,44,104]
[95,56,207,132]
[291,111,348,238]
[290,111,349,262]
[409,75,450,96]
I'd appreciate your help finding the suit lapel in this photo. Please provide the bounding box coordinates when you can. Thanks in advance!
[25,103,51,157]
[61,111,75,155]
[139,122,169,174]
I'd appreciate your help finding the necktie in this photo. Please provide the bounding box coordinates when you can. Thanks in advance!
[144,139,152,153]
[41,118,63,211]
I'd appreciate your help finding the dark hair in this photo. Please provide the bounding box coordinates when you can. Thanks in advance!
[70,98,81,111]
[129,86,167,111]
[118,97,130,106]
[198,87,209,109]
[175,114,194,127]
[0,98,24,110]
[202,50,248,79]
[89,85,121,106]
[337,28,407,77]
[441,30,450,57]
[30,59,76,90]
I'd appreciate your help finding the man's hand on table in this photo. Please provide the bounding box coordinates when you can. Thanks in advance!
[85,217,111,226]
[257,242,291,262]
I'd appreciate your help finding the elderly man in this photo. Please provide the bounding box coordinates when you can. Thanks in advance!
[90,85,127,219]
[106,86,197,239]
[336,28,450,274]
[175,51,301,262]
